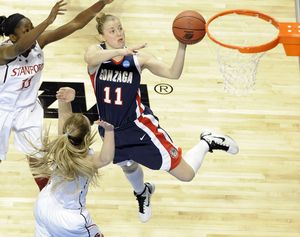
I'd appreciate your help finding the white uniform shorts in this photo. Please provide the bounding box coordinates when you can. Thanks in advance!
[0,101,43,161]
[34,186,103,237]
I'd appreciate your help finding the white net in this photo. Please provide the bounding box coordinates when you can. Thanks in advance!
[217,48,264,95]
[207,12,279,95]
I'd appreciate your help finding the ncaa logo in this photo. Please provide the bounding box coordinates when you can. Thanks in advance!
[122,60,130,68]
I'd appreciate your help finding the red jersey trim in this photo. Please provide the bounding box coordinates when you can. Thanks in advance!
[88,70,97,95]
[111,56,124,65]
[135,90,145,116]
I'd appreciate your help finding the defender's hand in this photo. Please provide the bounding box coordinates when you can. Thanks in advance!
[46,0,67,25]
[94,120,114,131]
[56,87,75,102]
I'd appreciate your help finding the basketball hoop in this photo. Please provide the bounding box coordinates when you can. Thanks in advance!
[205,9,300,95]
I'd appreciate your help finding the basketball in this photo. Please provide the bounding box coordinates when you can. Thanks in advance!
[172,10,206,45]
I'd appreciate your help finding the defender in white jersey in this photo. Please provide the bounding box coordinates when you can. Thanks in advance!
[0,0,114,191]
[32,87,114,237]
[0,40,45,161]
[0,2,64,160]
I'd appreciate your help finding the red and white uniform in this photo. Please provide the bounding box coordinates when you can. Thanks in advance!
[34,176,103,237]
[0,40,44,160]
[34,150,103,237]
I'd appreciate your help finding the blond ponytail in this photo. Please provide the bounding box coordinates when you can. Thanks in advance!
[31,114,99,185]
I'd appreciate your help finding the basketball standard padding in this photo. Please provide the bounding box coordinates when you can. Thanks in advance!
[172,10,206,45]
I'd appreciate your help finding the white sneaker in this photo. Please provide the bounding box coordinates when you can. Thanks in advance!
[133,182,155,223]
[200,131,239,154]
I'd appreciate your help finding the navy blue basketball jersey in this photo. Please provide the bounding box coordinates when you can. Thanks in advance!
[88,45,182,171]
[89,45,145,128]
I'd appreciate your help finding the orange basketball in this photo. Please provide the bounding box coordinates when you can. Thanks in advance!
[172,10,206,45]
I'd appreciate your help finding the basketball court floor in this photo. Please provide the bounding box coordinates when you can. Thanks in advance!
[0,0,300,236]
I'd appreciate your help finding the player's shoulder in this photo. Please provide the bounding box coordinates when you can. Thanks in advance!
[136,50,155,66]
[85,44,101,55]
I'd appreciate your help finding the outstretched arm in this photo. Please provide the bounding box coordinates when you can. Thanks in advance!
[56,87,114,168]
[141,42,187,79]
[0,1,65,63]
[84,43,147,67]
[38,0,114,48]
[92,121,115,168]
[56,87,75,135]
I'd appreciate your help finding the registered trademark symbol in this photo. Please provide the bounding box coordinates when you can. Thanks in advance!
[154,83,173,95]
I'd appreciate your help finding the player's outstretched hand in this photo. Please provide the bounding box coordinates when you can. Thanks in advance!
[94,120,114,131]
[46,0,67,25]
[56,87,75,103]
[122,43,147,55]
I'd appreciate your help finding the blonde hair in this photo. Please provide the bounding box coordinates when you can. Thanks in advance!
[31,114,98,185]
[96,12,118,35]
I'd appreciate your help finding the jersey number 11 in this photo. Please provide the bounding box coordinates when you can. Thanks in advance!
[103,87,123,105]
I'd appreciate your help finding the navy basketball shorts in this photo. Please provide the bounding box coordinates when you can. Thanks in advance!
[100,112,182,171]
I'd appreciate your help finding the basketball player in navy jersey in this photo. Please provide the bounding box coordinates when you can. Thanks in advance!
[84,13,239,223]
[0,0,114,191]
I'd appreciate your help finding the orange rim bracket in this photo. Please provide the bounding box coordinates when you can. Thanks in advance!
[279,22,300,56]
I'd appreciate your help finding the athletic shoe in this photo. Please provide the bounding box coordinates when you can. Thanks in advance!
[133,182,155,223]
[200,131,239,154]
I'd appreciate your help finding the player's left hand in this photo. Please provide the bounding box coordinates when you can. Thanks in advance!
[56,87,75,102]
[122,43,147,55]
[94,120,114,131]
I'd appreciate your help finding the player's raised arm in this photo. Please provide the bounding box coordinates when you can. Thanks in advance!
[140,42,187,79]
[38,0,114,48]
[92,120,115,168]
[0,1,66,63]
[56,87,115,168]
[56,87,75,135]
[84,43,146,67]
[140,10,206,80]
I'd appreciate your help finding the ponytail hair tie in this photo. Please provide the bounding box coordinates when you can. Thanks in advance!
[64,132,70,137]
[64,132,82,146]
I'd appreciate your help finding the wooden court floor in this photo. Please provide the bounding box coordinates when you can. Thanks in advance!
[1,0,300,236]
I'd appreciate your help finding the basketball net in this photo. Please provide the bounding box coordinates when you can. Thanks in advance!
[207,13,279,95]
[217,47,264,95]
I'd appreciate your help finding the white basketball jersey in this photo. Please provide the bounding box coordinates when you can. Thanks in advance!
[50,175,90,209]
[0,40,44,111]
[48,149,95,210]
